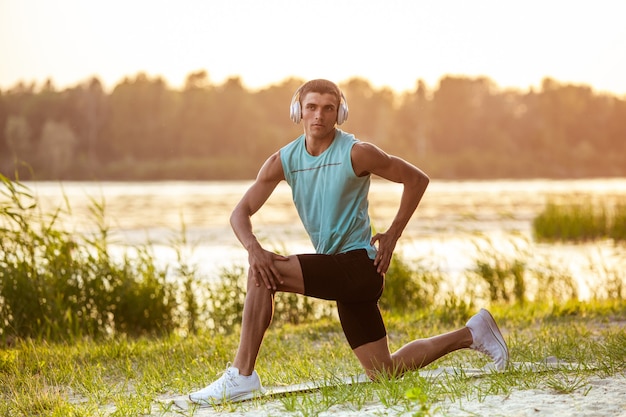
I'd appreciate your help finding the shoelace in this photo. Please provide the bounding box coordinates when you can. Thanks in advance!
[211,368,240,393]
[473,342,494,358]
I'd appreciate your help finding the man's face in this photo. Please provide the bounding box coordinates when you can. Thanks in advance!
[301,92,339,139]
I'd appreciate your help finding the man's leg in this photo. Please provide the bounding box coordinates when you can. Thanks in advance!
[232,255,305,376]
[188,255,306,404]
[352,330,472,379]
[352,309,509,379]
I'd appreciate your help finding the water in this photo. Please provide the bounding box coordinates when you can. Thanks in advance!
[18,178,626,299]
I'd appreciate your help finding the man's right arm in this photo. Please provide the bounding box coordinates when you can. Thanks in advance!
[230,151,288,289]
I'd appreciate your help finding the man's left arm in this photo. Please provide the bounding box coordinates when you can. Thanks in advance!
[352,142,430,274]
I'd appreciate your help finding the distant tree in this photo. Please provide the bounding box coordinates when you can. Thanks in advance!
[393,79,431,158]
[37,119,77,179]
[253,77,303,155]
[21,79,62,149]
[75,77,108,166]
[0,91,8,158]
[2,71,625,180]
[606,97,626,153]
[212,77,261,158]
[340,77,395,151]
[4,115,32,165]
[175,70,218,157]
[105,73,178,160]
[430,76,496,154]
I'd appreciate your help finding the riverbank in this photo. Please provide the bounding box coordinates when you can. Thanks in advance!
[152,371,626,416]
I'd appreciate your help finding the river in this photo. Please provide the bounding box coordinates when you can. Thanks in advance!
[17,178,626,300]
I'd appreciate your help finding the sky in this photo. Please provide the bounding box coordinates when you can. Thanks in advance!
[1,0,626,96]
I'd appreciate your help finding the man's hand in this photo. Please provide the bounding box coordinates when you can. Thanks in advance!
[247,245,289,290]
[370,230,399,275]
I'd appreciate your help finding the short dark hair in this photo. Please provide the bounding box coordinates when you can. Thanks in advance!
[298,79,341,106]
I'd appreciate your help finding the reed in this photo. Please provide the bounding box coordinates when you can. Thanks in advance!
[3,176,625,341]
[1,176,626,415]
[0,172,443,341]
[0,174,180,342]
[533,197,626,242]
[610,202,626,241]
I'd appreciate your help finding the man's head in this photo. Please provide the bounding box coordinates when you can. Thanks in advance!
[290,79,349,125]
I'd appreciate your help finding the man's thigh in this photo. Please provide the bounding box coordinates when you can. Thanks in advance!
[272,254,305,294]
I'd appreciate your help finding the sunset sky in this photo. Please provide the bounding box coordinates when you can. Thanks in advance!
[1,0,626,95]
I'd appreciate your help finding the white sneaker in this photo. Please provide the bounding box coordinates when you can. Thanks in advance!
[188,366,263,404]
[466,309,509,371]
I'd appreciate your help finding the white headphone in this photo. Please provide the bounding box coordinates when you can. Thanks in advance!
[289,85,349,125]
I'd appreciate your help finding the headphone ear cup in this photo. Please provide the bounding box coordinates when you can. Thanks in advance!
[290,89,302,124]
[337,105,346,125]
[290,100,301,123]
[337,93,349,125]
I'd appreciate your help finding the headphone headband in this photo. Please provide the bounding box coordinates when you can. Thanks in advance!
[289,85,349,125]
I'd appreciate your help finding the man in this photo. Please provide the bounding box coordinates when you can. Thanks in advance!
[189,79,508,404]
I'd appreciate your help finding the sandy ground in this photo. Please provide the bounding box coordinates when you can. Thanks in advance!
[151,364,626,417]
[434,374,626,416]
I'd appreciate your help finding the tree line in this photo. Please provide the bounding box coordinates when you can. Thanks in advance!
[1,71,625,180]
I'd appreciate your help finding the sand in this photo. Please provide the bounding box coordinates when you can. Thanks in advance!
[153,366,626,416]
[435,374,626,416]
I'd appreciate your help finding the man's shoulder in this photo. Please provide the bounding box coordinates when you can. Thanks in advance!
[279,135,304,162]
[350,140,382,156]
[258,151,285,182]
[350,141,390,176]
[336,129,358,143]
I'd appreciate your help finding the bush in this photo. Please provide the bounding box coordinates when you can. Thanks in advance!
[206,265,334,334]
[610,203,626,241]
[205,266,246,334]
[379,255,439,313]
[0,175,178,341]
[532,198,626,242]
[470,238,528,305]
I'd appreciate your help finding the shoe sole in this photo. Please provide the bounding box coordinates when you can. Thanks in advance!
[188,389,263,405]
[479,309,509,369]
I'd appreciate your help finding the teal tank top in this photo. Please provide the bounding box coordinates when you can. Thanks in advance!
[280,129,376,259]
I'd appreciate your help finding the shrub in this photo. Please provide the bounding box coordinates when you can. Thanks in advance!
[532,198,626,242]
[379,255,440,313]
[470,238,528,305]
[610,203,626,241]
[0,175,178,341]
[205,265,334,334]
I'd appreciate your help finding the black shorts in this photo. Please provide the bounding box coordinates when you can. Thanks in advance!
[297,249,387,349]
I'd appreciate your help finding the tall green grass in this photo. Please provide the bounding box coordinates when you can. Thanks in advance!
[0,176,340,342]
[2,176,625,342]
[1,176,626,416]
[0,174,179,341]
[533,197,626,242]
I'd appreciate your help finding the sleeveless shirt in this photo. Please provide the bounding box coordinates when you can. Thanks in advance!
[280,129,376,259]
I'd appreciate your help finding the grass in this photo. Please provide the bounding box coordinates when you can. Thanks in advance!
[0,302,625,416]
[533,197,626,242]
[2,176,626,415]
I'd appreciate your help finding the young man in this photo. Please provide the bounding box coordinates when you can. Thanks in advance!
[189,79,508,404]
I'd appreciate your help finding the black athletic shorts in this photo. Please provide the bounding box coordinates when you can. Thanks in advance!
[297,249,387,349]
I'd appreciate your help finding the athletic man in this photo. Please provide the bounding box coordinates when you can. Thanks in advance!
[189,79,508,404]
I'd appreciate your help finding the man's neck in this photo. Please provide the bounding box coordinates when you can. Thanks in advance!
[305,128,336,156]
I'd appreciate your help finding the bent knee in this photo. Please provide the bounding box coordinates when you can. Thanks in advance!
[353,338,396,379]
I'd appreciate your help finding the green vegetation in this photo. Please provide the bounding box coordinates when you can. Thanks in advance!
[0,174,179,340]
[2,74,626,181]
[1,177,626,415]
[533,197,626,242]
[1,304,624,416]
[0,175,335,342]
